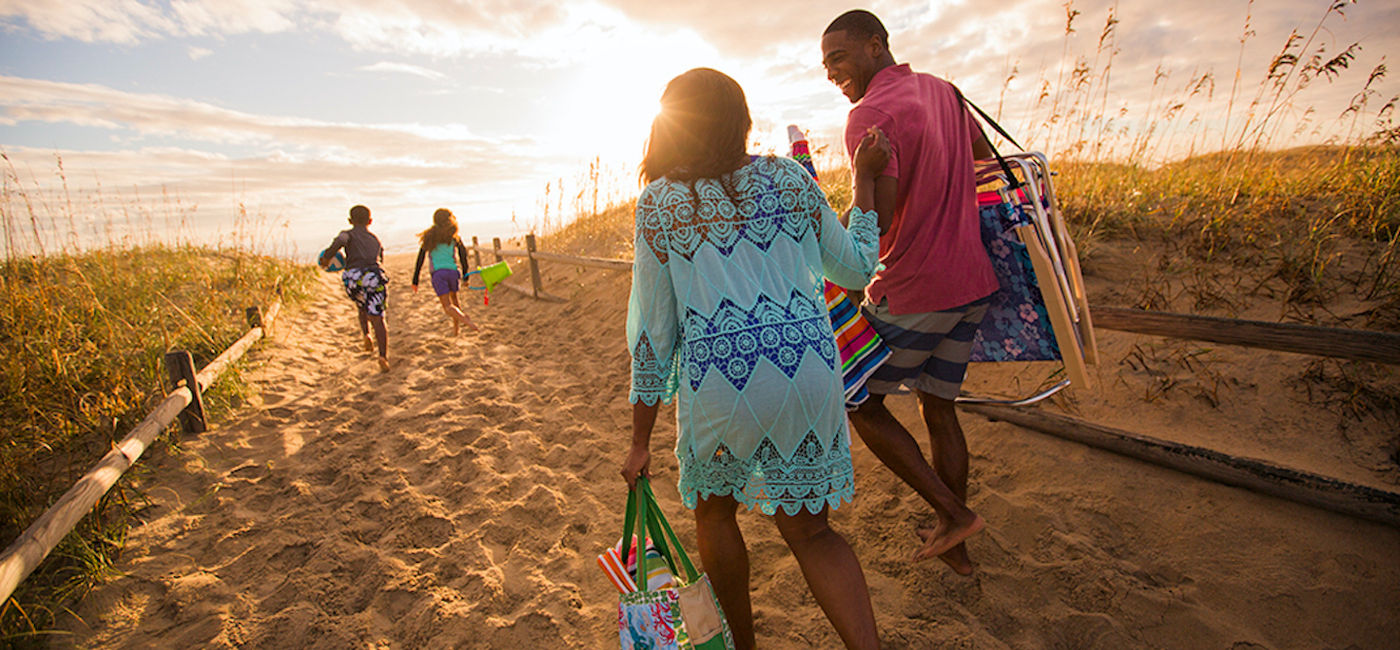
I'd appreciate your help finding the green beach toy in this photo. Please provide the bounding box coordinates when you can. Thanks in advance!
[465,261,512,304]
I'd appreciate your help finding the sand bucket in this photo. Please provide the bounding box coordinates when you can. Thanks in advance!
[475,261,512,290]
[465,261,512,304]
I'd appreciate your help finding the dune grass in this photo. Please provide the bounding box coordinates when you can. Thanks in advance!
[0,241,315,643]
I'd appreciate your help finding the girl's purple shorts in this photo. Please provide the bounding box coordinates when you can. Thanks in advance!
[430,268,460,296]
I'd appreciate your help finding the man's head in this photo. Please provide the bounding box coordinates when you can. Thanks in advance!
[821,10,893,103]
[349,204,371,226]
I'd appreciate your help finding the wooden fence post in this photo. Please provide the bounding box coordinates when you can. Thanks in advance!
[492,237,503,264]
[471,236,482,268]
[524,233,543,299]
[246,306,262,329]
[163,350,206,434]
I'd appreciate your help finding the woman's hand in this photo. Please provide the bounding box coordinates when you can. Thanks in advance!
[621,443,651,490]
[853,125,891,180]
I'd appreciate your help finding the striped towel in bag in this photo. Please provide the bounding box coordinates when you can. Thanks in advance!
[824,280,890,410]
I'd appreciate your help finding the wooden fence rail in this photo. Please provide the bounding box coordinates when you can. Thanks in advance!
[961,403,1400,527]
[1094,306,1400,365]
[466,235,1399,367]
[0,296,283,605]
[463,233,631,303]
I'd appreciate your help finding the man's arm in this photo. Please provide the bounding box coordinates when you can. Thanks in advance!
[845,106,899,234]
[873,175,897,235]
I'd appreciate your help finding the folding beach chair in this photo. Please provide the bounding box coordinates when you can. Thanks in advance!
[961,98,1098,399]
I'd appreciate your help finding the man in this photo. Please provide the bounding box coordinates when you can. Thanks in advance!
[822,9,993,574]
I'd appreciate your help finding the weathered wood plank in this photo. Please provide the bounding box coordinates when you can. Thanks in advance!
[0,297,284,603]
[1092,307,1400,365]
[529,250,634,271]
[961,403,1400,527]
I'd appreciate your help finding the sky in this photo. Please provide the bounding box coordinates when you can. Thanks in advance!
[1,0,1396,259]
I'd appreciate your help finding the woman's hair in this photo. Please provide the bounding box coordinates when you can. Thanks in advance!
[641,68,751,184]
[419,208,458,249]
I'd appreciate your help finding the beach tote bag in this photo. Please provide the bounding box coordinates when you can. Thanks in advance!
[824,280,892,408]
[969,191,1061,362]
[617,478,736,650]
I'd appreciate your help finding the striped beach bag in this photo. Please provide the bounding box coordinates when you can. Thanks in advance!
[824,280,890,410]
[789,125,892,409]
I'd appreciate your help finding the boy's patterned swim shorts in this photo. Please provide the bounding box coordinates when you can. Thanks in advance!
[342,267,388,316]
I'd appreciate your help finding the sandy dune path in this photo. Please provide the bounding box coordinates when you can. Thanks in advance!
[62,254,1399,648]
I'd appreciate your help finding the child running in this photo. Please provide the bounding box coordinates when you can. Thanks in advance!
[320,204,391,372]
[411,208,480,335]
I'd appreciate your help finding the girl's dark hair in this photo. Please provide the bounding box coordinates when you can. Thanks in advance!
[641,68,751,184]
[419,208,458,249]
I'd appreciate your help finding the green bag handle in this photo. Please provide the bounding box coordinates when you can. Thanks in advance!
[640,480,701,584]
[632,479,650,589]
[618,483,638,576]
[621,478,704,590]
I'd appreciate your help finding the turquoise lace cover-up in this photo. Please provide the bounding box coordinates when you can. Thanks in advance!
[627,156,881,516]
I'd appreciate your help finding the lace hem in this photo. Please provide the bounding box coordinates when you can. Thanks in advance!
[628,390,674,406]
[676,429,854,516]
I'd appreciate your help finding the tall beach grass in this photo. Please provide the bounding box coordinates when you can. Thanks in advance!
[0,162,316,644]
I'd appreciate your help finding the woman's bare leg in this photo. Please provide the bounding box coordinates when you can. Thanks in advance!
[694,495,755,650]
[774,506,878,650]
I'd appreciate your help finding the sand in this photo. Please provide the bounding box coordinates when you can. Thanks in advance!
[59,252,1400,649]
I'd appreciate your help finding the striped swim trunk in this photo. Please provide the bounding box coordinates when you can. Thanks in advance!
[862,296,991,401]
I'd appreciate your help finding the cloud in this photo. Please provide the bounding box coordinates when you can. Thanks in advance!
[0,0,177,43]
[593,0,860,57]
[188,45,212,60]
[0,75,529,163]
[357,61,447,81]
[170,0,296,36]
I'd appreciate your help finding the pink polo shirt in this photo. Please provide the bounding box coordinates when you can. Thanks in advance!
[845,64,997,314]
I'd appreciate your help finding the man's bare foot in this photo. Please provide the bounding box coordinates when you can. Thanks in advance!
[377,356,390,373]
[913,514,984,562]
[918,525,974,575]
[362,335,374,353]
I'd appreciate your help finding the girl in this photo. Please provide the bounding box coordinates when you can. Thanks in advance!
[619,68,889,650]
[411,208,480,335]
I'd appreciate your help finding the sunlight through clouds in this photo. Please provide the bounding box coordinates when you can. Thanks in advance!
[1,0,1396,256]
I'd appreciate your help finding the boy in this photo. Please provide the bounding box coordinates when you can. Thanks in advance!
[320,204,391,372]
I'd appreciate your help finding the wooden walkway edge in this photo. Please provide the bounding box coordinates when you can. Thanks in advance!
[960,402,1400,528]
[1093,307,1400,365]
[0,297,283,604]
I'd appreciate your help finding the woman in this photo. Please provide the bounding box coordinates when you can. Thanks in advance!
[620,68,888,650]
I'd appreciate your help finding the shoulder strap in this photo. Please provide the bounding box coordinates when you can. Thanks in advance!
[961,94,1023,151]
[952,85,1022,191]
